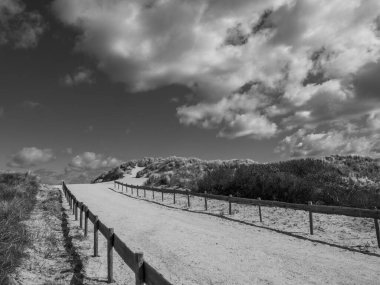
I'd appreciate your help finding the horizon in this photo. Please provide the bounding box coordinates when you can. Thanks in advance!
[1,0,380,183]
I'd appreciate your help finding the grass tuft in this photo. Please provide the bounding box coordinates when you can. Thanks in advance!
[0,172,39,283]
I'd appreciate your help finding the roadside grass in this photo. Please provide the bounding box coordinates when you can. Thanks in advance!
[0,173,39,284]
[40,189,63,259]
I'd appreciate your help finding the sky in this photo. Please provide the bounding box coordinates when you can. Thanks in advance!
[0,0,380,183]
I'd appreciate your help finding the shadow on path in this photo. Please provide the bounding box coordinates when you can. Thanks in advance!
[58,190,85,285]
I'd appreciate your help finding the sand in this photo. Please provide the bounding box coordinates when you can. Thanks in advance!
[63,168,380,285]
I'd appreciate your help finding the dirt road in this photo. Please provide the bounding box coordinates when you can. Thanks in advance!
[67,181,379,285]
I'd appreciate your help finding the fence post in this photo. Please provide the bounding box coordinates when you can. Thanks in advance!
[94,216,99,257]
[75,201,78,220]
[132,186,134,195]
[374,207,380,248]
[229,195,232,215]
[187,191,191,208]
[72,198,75,215]
[79,202,83,228]
[69,195,72,209]
[204,192,207,211]
[144,188,146,198]
[134,252,144,285]
[152,189,155,199]
[107,228,114,283]
[173,192,176,204]
[161,190,164,202]
[308,201,314,235]
[258,197,263,222]
[114,181,115,189]
[84,206,88,237]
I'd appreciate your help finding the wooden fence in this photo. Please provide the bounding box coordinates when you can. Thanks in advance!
[62,182,173,285]
[114,181,380,248]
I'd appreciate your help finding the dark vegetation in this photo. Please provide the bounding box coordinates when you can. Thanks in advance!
[0,172,39,283]
[197,156,380,208]
[91,167,124,183]
[93,155,380,208]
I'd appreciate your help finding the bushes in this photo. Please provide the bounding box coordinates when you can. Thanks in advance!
[196,157,380,208]
[197,167,235,195]
[0,172,39,283]
[94,154,380,208]
[92,167,124,183]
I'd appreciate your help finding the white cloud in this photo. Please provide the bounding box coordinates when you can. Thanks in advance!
[0,0,45,48]
[218,113,277,139]
[63,67,94,86]
[68,152,122,171]
[170,97,180,103]
[178,92,277,139]
[23,100,42,109]
[8,147,55,168]
[277,119,380,158]
[52,0,380,156]
[367,111,380,130]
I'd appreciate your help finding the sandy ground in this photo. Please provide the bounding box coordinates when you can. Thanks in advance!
[117,166,147,185]
[116,167,380,255]
[9,185,73,285]
[65,169,380,285]
[59,189,136,284]
[120,189,380,255]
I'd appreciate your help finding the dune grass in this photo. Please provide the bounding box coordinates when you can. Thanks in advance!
[0,172,39,283]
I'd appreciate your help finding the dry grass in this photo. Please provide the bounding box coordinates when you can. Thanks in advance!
[0,173,39,284]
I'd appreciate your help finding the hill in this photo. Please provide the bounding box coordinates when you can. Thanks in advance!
[92,155,380,208]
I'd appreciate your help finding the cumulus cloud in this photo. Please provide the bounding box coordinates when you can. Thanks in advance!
[63,67,94,86]
[33,151,121,184]
[277,109,380,157]
[367,111,380,130]
[8,147,55,168]
[52,0,380,156]
[0,0,45,48]
[277,129,380,158]
[68,152,122,171]
[178,91,277,139]
[22,100,42,109]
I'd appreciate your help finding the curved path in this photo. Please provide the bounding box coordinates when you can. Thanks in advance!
[68,181,379,285]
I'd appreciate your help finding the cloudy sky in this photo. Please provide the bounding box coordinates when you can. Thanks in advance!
[1,0,380,182]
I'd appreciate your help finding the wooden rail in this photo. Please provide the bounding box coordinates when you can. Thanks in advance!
[114,181,380,248]
[62,182,172,284]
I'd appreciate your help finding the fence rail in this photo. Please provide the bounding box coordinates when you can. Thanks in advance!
[114,181,380,248]
[62,182,172,285]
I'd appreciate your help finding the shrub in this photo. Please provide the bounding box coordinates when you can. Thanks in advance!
[196,157,380,208]
[92,167,124,183]
[0,172,39,283]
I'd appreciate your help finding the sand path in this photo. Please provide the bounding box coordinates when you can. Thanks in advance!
[67,177,379,285]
